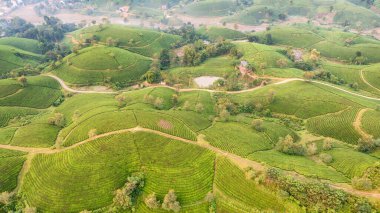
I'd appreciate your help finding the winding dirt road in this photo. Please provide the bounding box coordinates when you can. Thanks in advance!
[2,126,380,199]
[44,74,380,101]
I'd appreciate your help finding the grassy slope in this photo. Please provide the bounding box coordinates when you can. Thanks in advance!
[21,132,214,212]
[197,26,247,41]
[0,76,61,109]
[254,26,380,63]
[68,24,180,57]
[53,45,152,85]
[0,149,26,192]
[0,37,42,54]
[0,45,43,75]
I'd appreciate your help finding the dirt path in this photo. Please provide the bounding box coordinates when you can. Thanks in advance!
[353,108,372,139]
[45,74,380,101]
[2,126,379,199]
[43,74,117,94]
[14,153,35,193]
[361,70,380,93]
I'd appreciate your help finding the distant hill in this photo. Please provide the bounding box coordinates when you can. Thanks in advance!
[52,45,152,85]
[67,24,181,58]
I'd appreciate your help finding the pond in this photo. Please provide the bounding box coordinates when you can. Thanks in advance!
[194,76,222,88]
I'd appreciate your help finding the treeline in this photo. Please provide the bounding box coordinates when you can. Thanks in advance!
[0,16,76,55]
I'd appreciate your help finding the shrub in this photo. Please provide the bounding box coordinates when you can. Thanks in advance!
[295,61,314,71]
[88,129,97,138]
[357,137,376,153]
[162,189,181,212]
[323,138,333,150]
[276,135,306,156]
[319,153,333,164]
[17,76,27,87]
[48,113,65,127]
[23,206,37,213]
[352,177,373,191]
[195,103,204,113]
[251,119,265,132]
[144,193,160,209]
[183,101,190,110]
[306,143,318,156]
[219,109,230,122]
[115,94,126,108]
[154,97,164,110]
[113,173,145,209]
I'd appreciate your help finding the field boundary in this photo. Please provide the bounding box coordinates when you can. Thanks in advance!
[44,74,380,102]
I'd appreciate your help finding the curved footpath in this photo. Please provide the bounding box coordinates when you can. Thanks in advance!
[44,74,380,101]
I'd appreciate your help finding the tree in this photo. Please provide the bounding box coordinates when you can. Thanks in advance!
[154,97,164,109]
[160,49,171,70]
[276,135,306,156]
[303,72,315,81]
[183,101,191,110]
[357,136,376,153]
[276,58,288,68]
[195,103,204,113]
[251,119,265,132]
[0,191,12,205]
[323,138,333,150]
[267,90,276,104]
[265,33,273,45]
[172,94,179,106]
[115,94,127,108]
[142,70,161,84]
[319,153,333,164]
[306,143,318,156]
[88,129,97,138]
[144,193,160,209]
[352,177,373,191]
[309,49,320,62]
[18,76,27,87]
[350,82,359,91]
[113,173,145,209]
[23,206,37,213]
[162,190,181,212]
[247,35,259,42]
[219,109,230,122]
[48,113,65,127]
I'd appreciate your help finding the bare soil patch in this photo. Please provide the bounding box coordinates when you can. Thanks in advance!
[158,119,173,130]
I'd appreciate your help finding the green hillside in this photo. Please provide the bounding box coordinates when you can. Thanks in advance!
[0,45,43,76]
[0,37,43,54]
[68,24,181,57]
[52,45,152,85]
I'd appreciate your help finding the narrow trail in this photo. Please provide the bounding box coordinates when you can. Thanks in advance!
[14,153,35,193]
[360,69,380,93]
[44,74,380,101]
[43,74,117,94]
[2,126,379,199]
[353,108,372,138]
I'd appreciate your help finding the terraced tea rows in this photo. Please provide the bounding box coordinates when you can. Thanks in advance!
[306,107,361,144]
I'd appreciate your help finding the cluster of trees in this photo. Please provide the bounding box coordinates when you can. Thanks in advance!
[276,135,334,157]
[357,136,380,153]
[0,192,37,213]
[265,168,375,212]
[352,51,368,65]
[112,173,145,210]
[165,23,206,45]
[1,16,76,54]
[182,39,234,66]
[312,70,346,85]
[144,190,181,212]
[248,34,273,45]
[144,94,165,109]
[48,113,65,127]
